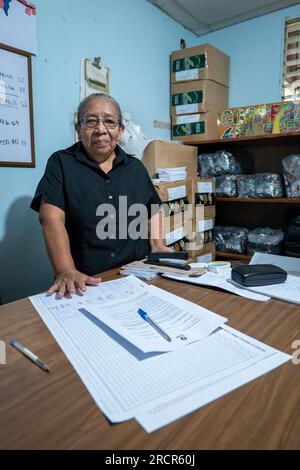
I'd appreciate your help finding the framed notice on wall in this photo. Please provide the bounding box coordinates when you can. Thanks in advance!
[0,43,35,167]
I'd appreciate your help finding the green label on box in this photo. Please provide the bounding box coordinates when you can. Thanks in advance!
[172,121,205,137]
[172,90,203,106]
[173,54,206,73]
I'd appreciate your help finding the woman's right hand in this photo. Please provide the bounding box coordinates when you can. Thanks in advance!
[47,269,101,298]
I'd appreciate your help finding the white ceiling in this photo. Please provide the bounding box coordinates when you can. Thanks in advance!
[147,0,300,36]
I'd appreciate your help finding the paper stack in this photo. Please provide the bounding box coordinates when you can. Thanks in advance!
[120,265,159,281]
[157,167,187,182]
[120,260,206,281]
[29,275,291,433]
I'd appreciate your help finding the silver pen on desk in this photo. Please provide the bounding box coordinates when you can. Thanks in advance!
[10,339,50,372]
[138,308,172,342]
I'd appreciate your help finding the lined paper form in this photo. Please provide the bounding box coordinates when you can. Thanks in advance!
[85,284,227,352]
[136,326,291,432]
[29,275,291,431]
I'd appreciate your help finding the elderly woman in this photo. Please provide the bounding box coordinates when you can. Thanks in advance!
[31,93,170,297]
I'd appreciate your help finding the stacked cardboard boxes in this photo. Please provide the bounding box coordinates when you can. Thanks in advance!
[170,44,229,142]
[143,141,196,252]
[142,140,197,251]
[142,140,215,262]
[187,178,216,261]
[154,179,194,250]
[142,141,216,260]
[142,140,197,179]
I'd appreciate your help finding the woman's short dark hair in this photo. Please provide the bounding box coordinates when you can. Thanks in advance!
[77,93,123,126]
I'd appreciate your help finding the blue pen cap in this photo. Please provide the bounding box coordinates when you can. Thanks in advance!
[138,308,147,320]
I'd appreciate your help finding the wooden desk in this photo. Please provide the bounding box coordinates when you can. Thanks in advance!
[0,269,300,450]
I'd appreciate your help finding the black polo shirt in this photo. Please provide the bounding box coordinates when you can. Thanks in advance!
[31,142,161,275]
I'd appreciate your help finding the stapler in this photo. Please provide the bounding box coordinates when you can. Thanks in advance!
[146,251,188,262]
[144,251,190,271]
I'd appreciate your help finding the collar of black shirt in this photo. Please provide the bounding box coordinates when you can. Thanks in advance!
[74,141,129,171]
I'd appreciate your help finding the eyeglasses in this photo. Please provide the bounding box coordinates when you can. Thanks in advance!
[80,117,120,130]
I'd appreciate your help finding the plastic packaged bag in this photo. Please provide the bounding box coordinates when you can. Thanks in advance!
[282,154,300,197]
[214,226,248,254]
[247,227,284,256]
[237,173,283,198]
[236,175,256,198]
[253,173,283,198]
[118,112,152,160]
[198,151,242,177]
[216,175,237,197]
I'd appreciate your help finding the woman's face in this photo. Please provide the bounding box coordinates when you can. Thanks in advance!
[77,97,124,163]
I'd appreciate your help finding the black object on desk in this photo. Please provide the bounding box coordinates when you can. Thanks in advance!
[145,251,190,270]
[231,264,287,287]
[144,260,191,271]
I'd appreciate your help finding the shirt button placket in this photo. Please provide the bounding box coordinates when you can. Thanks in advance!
[106,178,117,260]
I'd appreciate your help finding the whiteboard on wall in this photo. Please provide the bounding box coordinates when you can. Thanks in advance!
[0,43,35,167]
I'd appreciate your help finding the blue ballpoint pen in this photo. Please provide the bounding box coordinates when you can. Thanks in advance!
[138,308,172,342]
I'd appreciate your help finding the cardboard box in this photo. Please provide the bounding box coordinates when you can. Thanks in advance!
[165,234,216,258]
[165,217,185,246]
[142,140,197,179]
[188,242,216,261]
[196,217,215,232]
[171,80,228,116]
[154,178,193,209]
[164,209,193,246]
[171,44,230,87]
[188,217,215,251]
[219,100,300,139]
[167,237,188,252]
[202,205,216,219]
[172,112,219,142]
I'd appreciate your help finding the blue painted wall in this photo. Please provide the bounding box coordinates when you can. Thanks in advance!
[0,0,196,303]
[189,4,300,107]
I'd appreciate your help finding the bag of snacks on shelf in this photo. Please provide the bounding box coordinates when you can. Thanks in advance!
[198,150,241,177]
[236,174,256,198]
[247,227,284,256]
[214,226,248,254]
[282,154,300,197]
[253,173,283,198]
[216,175,237,197]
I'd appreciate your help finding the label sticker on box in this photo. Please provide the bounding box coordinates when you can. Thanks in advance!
[166,227,185,245]
[176,114,201,124]
[175,69,198,81]
[167,185,187,201]
[197,182,213,193]
[176,103,198,114]
[198,218,215,231]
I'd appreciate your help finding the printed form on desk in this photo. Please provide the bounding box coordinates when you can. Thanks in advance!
[84,282,226,353]
[29,275,291,432]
